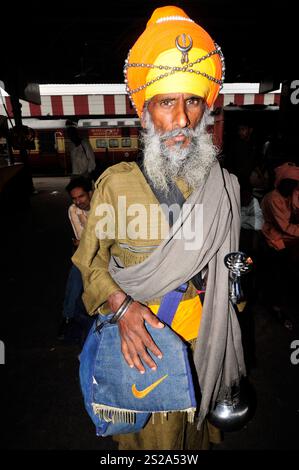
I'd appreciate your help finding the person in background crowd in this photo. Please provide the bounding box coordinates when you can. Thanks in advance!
[260,162,299,329]
[66,125,96,179]
[240,183,264,253]
[261,132,287,188]
[226,122,259,187]
[58,176,94,342]
[239,183,264,370]
[261,162,299,253]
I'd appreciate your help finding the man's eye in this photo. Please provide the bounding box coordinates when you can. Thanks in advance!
[160,100,173,106]
[186,98,200,106]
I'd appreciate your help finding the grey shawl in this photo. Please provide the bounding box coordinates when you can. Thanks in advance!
[109,161,246,427]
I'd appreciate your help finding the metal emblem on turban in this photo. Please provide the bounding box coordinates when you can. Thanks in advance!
[175,34,193,64]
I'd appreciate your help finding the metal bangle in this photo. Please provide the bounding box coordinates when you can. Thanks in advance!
[110,295,134,324]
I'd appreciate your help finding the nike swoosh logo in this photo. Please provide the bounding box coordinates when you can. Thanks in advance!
[131,374,168,399]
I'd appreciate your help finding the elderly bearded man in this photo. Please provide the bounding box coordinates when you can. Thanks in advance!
[73,6,245,450]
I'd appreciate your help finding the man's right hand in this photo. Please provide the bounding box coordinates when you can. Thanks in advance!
[107,291,164,374]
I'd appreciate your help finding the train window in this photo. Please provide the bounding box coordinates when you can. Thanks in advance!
[96,139,108,148]
[121,138,131,148]
[121,127,130,137]
[109,139,119,148]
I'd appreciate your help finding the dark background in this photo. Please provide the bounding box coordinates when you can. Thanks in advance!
[1,0,296,88]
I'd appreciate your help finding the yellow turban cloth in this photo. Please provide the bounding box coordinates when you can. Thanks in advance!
[124,6,224,118]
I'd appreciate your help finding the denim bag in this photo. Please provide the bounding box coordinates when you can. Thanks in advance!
[79,312,197,437]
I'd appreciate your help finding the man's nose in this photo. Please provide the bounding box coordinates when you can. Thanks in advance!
[173,102,190,129]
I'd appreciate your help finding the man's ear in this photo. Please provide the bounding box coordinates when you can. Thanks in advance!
[141,110,147,129]
[140,102,149,129]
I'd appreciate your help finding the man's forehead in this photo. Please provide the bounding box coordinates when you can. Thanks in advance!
[71,187,86,196]
[151,93,204,101]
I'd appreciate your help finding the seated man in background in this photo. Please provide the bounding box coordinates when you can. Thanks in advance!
[260,162,299,329]
[58,176,94,342]
[67,177,93,243]
[261,162,299,255]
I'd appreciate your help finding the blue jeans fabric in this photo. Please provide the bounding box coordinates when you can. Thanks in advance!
[62,264,93,344]
[63,264,83,319]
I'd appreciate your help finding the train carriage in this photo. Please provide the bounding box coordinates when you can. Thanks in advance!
[5,117,141,174]
[0,83,281,175]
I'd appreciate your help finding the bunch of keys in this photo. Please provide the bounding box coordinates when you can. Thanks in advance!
[224,252,253,304]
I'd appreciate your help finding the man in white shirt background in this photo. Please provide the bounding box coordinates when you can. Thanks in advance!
[58,177,93,342]
[241,186,264,232]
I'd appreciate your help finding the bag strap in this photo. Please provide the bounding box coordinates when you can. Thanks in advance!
[157,283,188,325]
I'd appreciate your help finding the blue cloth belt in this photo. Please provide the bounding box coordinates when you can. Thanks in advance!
[157,283,188,326]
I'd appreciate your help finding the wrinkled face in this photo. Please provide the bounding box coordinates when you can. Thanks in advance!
[145,93,205,149]
[70,187,91,210]
[141,99,217,193]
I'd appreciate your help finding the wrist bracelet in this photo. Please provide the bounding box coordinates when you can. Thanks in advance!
[110,295,134,324]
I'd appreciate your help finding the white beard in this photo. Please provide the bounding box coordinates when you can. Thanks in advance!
[141,109,218,193]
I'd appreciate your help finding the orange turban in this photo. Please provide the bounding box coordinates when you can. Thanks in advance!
[124,6,225,118]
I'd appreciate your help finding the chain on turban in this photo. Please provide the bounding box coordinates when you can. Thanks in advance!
[124,5,225,118]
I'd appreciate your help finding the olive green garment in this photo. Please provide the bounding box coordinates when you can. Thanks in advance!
[72,161,198,315]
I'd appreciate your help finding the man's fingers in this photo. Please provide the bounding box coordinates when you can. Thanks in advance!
[121,341,134,369]
[142,333,163,360]
[143,309,164,329]
[130,314,163,361]
[124,335,160,373]
[126,337,150,373]
[118,304,164,371]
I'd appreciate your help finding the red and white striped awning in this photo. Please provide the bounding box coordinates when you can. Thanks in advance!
[213,93,280,108]
[0,83,281,118]
[1,94,136,118]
